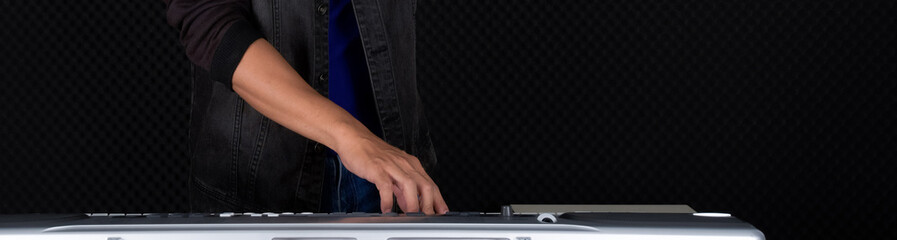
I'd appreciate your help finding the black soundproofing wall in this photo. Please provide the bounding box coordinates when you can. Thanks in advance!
[1,1,895,240]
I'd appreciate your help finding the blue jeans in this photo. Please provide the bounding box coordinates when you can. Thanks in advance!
[321,152,380,213]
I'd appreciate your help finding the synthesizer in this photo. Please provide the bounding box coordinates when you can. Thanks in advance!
[0,205,764,240]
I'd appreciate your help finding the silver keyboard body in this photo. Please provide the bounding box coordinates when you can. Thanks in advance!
[0,211,764,240]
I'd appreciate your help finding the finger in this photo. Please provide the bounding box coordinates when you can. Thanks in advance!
[432,187,449,214]
[393,184,407,211]
[384,161,420,213]
[406,156,443,214]
[399,178,420,213]
[393,174,420,213]
[418,179,435,215]
[374,178,394,213]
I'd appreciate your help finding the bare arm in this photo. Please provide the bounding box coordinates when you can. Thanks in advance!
[233,39,448,215]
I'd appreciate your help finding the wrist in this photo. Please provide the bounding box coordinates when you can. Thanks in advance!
[328,120,377,153]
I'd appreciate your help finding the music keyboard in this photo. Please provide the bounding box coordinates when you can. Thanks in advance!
[0,207,764,240]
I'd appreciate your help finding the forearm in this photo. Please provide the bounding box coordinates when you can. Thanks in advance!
[232,38,373,152]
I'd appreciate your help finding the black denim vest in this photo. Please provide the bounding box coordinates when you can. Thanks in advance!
[188,0,436,212]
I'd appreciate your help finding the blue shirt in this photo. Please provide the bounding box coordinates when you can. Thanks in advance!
[329,0,381,137]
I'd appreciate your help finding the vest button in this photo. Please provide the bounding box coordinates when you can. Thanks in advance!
[317,4,328,16]
[319,72,328,81]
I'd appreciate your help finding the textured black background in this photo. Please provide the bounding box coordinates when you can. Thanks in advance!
[1,0,895,240]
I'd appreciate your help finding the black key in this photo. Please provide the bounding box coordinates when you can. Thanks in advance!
[381,212,399,217]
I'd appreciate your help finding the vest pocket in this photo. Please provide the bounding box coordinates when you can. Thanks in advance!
[189,81,245,205]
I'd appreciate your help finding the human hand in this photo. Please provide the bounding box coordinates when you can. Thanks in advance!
[333,132,448,215]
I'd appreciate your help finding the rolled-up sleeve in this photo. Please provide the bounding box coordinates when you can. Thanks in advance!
[164,0,263,90]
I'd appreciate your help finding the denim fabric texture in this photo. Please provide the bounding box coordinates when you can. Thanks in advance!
[321,153,380,213]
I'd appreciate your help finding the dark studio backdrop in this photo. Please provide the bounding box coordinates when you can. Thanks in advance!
[0,0,894,239]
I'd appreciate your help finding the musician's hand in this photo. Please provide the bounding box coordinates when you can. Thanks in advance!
[334,131,448,215]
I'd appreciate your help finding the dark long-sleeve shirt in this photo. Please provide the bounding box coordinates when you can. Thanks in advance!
[164,0,262,89]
